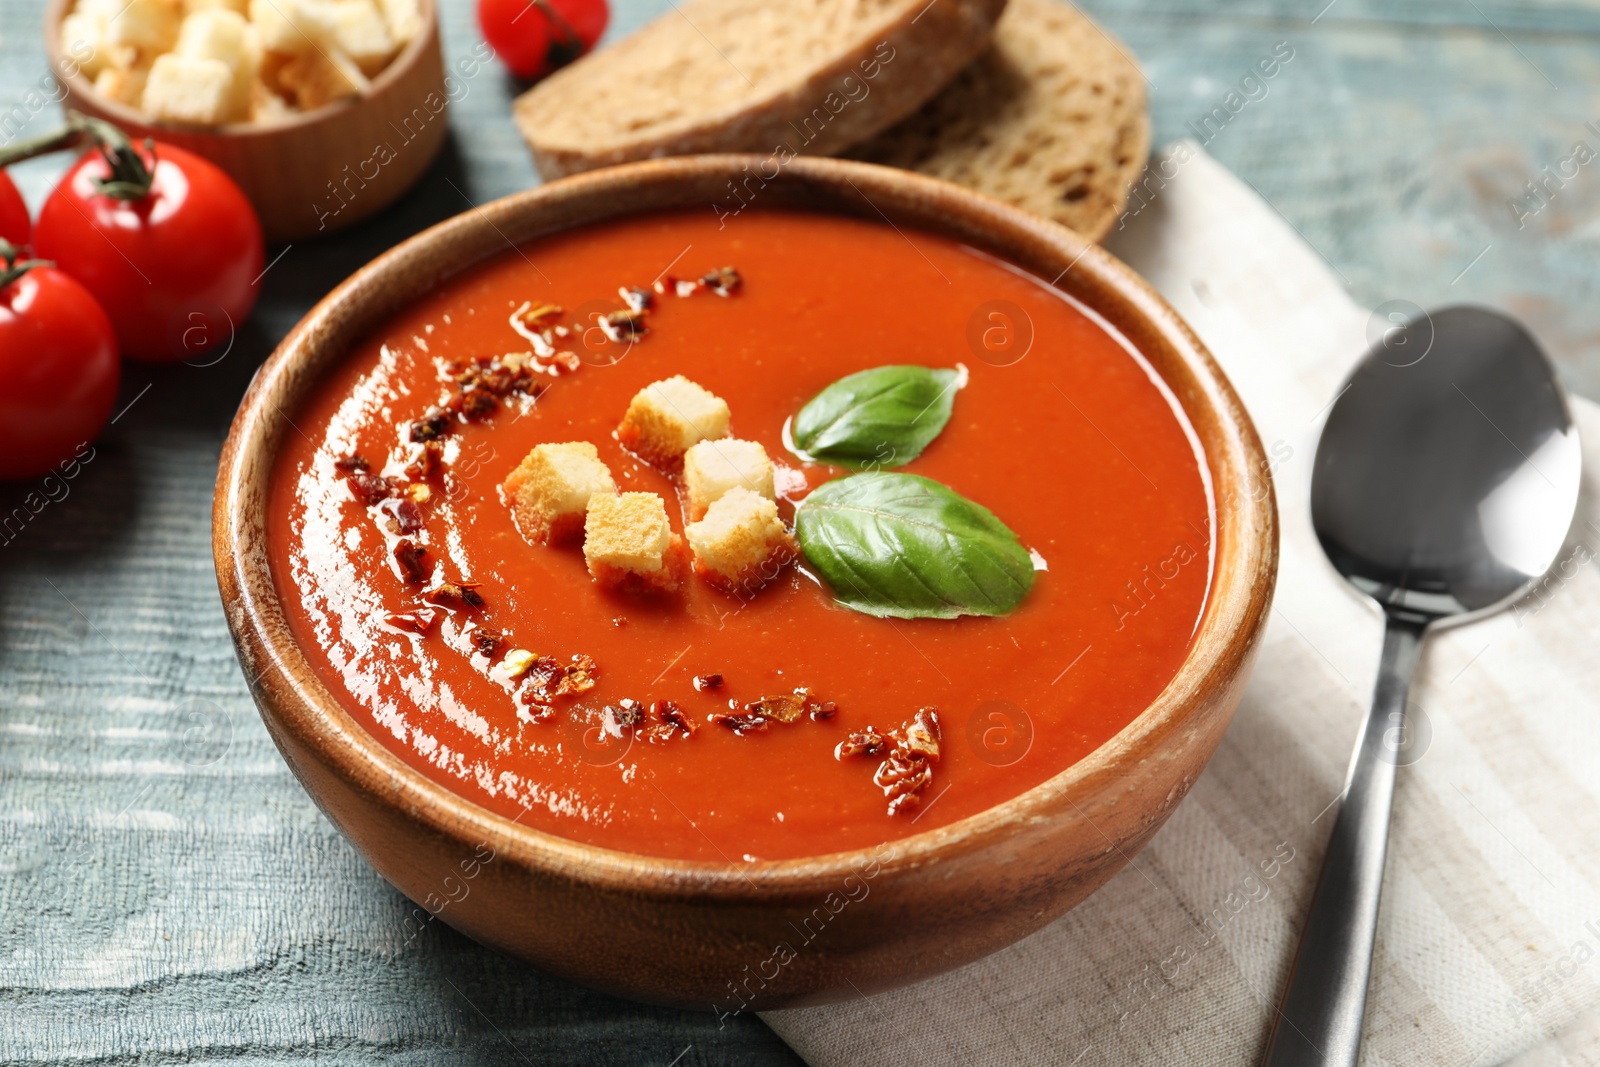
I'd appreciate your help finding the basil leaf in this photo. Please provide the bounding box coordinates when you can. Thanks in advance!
[791,365,961,468]
[795,472,1035,619]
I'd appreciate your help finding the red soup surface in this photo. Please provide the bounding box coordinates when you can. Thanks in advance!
[268,209,1213,862]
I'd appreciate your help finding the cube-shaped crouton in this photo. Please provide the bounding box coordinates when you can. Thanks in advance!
[685,488,797,595]
[142,54,234,125]
[105,0,181,52]
[60,10,119,79]
[94,62,150,107]
[616,375,730,469]
[584,492,688,595]
[248,0,330,53]
[277,46,365,109]
[377,0,423,44]
[327,0,397,75]
[184,0,249,14]
[683,438,775,521]
[502,441,616,546]
[250,78,296,122]
[175,9,257,119]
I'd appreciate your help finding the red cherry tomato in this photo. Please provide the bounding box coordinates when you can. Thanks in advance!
[479,0,608,80]
[0,171,29,248]
[0,255,120,481]
[34,137,263,363]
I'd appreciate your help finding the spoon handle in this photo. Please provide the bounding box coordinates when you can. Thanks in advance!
[1262,614,1426,1067]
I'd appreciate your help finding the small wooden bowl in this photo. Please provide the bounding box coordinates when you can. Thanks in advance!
[43,0,449,242]
[214,156,1279,1009]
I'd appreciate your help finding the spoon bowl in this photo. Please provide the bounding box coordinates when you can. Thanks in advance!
[1312,306,1581,622]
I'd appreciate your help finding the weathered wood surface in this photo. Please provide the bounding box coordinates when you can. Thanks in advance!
[3,0,1600,1063]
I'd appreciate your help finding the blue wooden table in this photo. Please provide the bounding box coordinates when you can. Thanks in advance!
[3,0,1598,1062]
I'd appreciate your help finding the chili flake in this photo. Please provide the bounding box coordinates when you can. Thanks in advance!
[393,539,431,584]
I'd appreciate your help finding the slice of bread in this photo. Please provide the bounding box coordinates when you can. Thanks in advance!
[513,0,1009,180]
[850,0,1149,242]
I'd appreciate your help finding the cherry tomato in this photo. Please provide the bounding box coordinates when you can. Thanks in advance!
[479,0,608,80]
[0,171,29,248]
[0,253,120,481]
[34,135,263,363]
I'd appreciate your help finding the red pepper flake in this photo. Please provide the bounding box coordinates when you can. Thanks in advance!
[404,441,443,482]
[810,700,839,722]
[470,628,502,657]
[600,308,648,342]
[392,498,424,534]
[835,728,885,760]
[603,699,644,733]
[742,692,807,724]
[383,607,439,634]
[711,713,769,735]
[517,687,558,724]
[692,673,723,693]
[516,303,562,330]
[867,707,942,816]
[334,454,369,473]
[651,700,694,737]
[461,389,498,421]
[875,750,935,815]
[612,617,628,628]
[393,539,431,584]
[619,286,653,312]
[701,266,741,296]
[409,408,453,443]
[347,472,396,505]
[423,581,485,609]
[520,653,598,702]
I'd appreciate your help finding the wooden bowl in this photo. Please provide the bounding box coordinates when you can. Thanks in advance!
[213,156,1279,1010]
[43,0,449,242]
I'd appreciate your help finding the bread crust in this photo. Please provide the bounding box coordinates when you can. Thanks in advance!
[850,0,1150,242]
[514,0,1009,179]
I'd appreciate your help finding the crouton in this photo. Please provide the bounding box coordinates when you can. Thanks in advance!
[685,487,797,595]
[376,0,422,44]
[60,10,120,79]
[277,46,365,109]
[183,0,249,15]
[105,0,181,52]
[174,9,257,119]
[617,375,730,469]
[583,492,688,595]
[502,441,617,547]
[248,0,328,52]
[326,0,397,75]
[94,62,151,107]
[142,53,234,124]
[683,438,775,522]
[249,77,296,123]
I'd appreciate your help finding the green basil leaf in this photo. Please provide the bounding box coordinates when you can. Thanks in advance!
[795,472,1035,619]
[790,365,961,468]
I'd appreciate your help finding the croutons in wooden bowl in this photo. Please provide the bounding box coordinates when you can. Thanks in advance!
[214,156,1278,1008]
[43,0,448,241]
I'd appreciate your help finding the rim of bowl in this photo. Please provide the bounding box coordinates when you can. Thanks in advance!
[214,154,1279,901]
[42,0,439,136]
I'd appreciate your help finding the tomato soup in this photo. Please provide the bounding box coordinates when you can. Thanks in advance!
[267,209,1212,862]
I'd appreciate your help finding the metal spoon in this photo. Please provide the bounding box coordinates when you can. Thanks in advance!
[1262,306,1582,1066]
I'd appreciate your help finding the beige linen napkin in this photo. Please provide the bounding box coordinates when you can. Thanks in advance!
[763,143,1600,1066]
